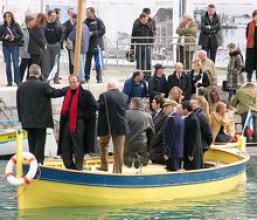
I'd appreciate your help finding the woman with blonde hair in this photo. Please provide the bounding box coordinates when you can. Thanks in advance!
[189,59,210,95]
[168,86,184,104]
[209,101,235,143]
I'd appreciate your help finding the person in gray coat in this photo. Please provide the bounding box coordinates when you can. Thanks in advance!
[69,14,90,83]
[19,15,34,81]
[124,97,155,168]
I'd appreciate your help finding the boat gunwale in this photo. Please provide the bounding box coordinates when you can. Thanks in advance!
[37,147,250,178]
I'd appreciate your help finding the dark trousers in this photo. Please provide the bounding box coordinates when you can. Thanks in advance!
[177,46,194,70]
[61,119,85,170]
[2,46,20,85]
[26,128,47,164]
[67,49,74,74]
[202,46,217,64]
[85,51,102,82]
[136,46,152,80]
[166,158,182,171]
[20,58,30,81]
[228,89,236,101]
[42,43,61,80]
[30,54,42,67]
[184,156,202,170]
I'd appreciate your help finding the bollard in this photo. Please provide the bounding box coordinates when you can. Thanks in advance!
[16,130,24,179]
[237,136,246,152]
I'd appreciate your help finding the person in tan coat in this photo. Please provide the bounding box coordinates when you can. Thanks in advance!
[176,13,198,69]
[196,49,217,88]
[209,102,235,143]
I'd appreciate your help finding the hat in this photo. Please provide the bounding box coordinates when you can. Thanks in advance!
[154,64,165,71]
[163,99,177,107]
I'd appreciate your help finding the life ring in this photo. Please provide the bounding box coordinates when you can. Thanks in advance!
[5,152,38,186]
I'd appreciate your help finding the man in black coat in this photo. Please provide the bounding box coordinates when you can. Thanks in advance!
[17,64,65,164]
[198,4,221,63]
[97,79,128,173]
[84,7,105,83]
[150,95,168,164]
[58,75,97,170]
[182,100,203,170]
[190,97,213,154]
[148,64,168,104]
[168,62,192,100]
[131,12,154,80]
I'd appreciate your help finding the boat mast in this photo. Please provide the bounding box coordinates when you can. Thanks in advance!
[73,0,85,76]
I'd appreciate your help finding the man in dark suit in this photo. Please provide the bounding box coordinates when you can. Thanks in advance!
[190,96,213,154]
[58,75,98,170]
[97,79,128,173]
[182,100,203,170]
[17,64,65,164]
[163,100,185,171]
[167,62,192,100]
[150,95,168,164]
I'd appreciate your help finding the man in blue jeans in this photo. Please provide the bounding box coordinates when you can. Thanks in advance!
[3,46,20,86]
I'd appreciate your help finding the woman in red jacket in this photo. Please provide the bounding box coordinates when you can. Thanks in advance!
[245,9,257,82]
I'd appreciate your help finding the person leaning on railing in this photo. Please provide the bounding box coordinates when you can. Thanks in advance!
[176,13,198,70]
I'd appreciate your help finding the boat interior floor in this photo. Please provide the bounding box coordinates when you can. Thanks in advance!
[43,159,226,175]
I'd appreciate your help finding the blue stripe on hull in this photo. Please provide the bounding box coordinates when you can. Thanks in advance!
[27,163,246,188]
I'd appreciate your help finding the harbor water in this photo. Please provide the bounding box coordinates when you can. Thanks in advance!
[0,158,256,220]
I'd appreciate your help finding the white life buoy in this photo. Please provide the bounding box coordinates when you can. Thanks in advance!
[5,152,38,186]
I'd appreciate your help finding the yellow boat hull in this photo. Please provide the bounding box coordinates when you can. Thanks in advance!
[17,146,249,210]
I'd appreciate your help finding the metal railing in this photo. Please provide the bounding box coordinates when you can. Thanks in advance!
[113,36,198,75]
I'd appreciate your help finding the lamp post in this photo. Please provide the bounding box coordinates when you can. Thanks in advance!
[73,0,85,76]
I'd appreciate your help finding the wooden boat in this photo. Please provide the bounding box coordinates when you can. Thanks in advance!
[17,143,249,210]
[0,128,58,158]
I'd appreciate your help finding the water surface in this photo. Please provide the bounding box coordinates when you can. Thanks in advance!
[0,158,256,220]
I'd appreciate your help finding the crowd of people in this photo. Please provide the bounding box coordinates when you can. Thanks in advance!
[0,7,105,86]
[9,4,257,173]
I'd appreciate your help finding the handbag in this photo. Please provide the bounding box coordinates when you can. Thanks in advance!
[222,80,229,92]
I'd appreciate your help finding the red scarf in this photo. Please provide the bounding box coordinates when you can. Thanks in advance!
[61,87,80,133]
[247,20,256,48]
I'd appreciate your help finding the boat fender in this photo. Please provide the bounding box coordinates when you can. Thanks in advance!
[5,152,38,186]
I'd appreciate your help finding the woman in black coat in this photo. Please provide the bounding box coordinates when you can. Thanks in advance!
[28,13,47,67]
[0,11,23,86]
[190,60,210,95]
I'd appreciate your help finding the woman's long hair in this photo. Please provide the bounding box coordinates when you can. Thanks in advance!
[3,11,15,26]
[34,13,47,28]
